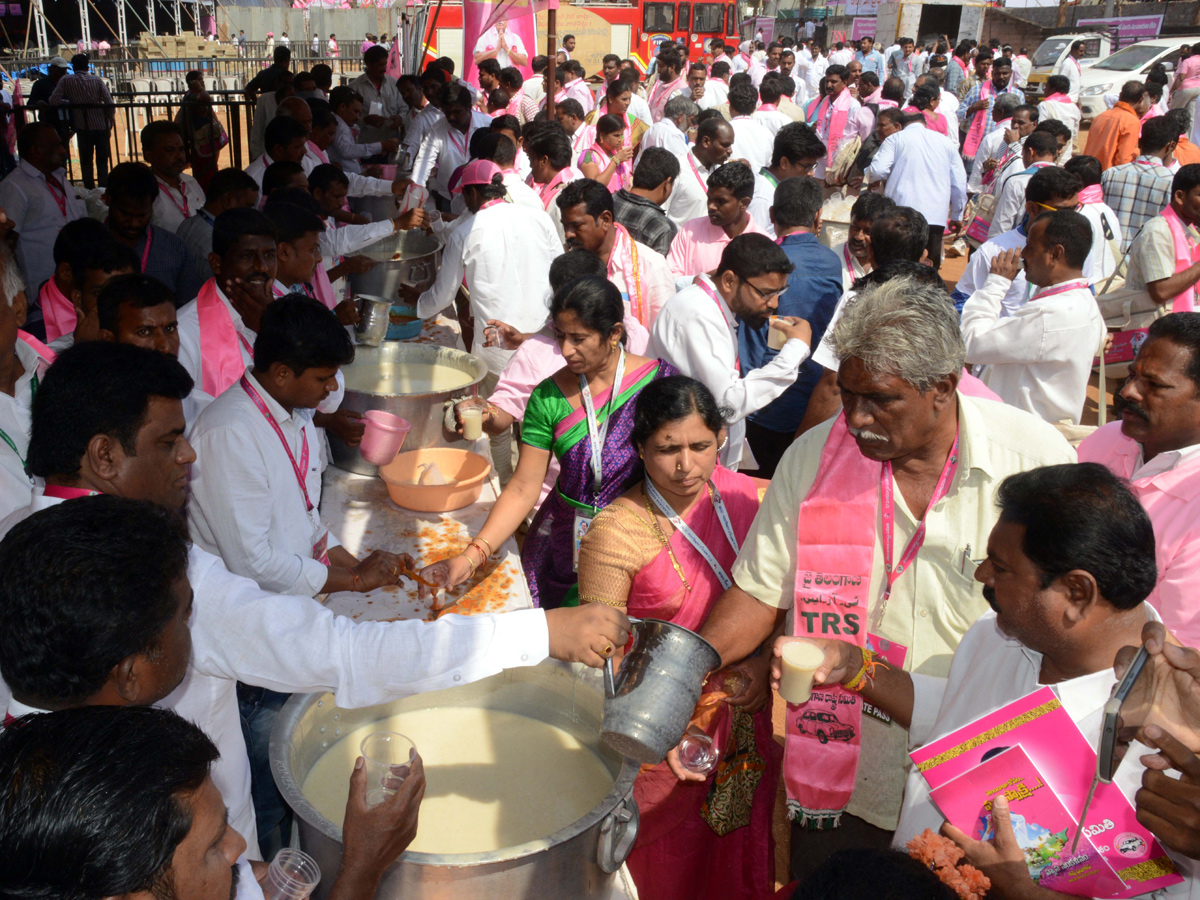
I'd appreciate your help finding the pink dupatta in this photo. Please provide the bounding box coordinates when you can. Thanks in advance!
[648,74,686,122]
[38,278,76,343]
[963,79,995,158]
[815,90,856,166]
[1163,204,1200,313]
[195,278,249,398]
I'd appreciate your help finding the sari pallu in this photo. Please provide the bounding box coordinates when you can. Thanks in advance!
[621,466,780,900]
[520,359,676,608]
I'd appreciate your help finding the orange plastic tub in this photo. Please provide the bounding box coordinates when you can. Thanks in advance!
[378,448,492,512]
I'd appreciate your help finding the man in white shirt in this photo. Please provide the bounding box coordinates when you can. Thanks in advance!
[244,116,309,192]
[987,130,1059,239]
[774,463,1186,900]
[637,94,695,164]
[966,93,1021,195]
[727,81,774,172]
[1038,74,1081,160]
[868,104,967,270]
[0,340,631,858]
[0,254,48,521]
[557,178,672,331]
[651,233,811,469]
[805,43,828,97]
[328,86,400,177]
[952,165,1085,315]
[828,41,853,67]
[141,120,206,232]
[749,121,826,240]
[402,71,448,159]
[1065,154,1123,284]
[411,82,492,208]
[1057,40,1086,102]
[688,60,722,111]
[664,115,734,226]
[0,121,87,296]
[349,45,408,146]
[962,210,1105,424]
[754,76,792,137]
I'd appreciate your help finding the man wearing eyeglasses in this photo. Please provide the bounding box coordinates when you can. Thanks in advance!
[650,232,812,470]
[749,122,825,240]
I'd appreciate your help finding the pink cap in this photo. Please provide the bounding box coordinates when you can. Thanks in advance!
[451,158,503,194]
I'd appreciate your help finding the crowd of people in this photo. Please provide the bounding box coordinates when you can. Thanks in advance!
[3,27,1200,900]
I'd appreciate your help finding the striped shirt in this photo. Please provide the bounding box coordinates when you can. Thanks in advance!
[47,71,114,132]
[1101,156,1174,252]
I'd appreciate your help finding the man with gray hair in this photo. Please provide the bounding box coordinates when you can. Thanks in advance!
[637,93,698,163]
[966,91,1021,195]
[690,275,1074,878]
[0,242,51,521]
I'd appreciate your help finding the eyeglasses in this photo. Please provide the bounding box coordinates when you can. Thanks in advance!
[740,277,788,303]
[797,161,817,174]
[1034,201,1082,213]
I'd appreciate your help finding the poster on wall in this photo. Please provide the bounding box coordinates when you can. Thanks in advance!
[851,17,877,40]
[845,0,880,16]
[1076,14,1164,49]
[463,0,539,86]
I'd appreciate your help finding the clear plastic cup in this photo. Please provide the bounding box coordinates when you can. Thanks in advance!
[262,848,321,900]
[778,640,826,705]
[461,406,483,440]
[361,731,416,807]
[768,316,788,351]
[678,729,718,776]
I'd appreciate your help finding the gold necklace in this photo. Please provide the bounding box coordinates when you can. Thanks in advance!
[640,481,714,593]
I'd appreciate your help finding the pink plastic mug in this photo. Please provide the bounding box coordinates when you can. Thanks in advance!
[360,411,411,466]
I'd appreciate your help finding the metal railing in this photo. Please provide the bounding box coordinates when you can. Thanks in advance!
[7,52,374,87]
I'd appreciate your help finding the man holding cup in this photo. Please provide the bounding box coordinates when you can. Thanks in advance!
[690,277,1074,879]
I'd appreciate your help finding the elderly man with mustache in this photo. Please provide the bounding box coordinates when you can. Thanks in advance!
[686,276,1075,880]
[1081,312,1200,650]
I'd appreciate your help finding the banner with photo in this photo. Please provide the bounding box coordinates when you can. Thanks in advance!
[463,0,541,86]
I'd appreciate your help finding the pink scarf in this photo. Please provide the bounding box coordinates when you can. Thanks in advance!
[608,223,649,324]
[648,73,685,122]
[1079,184,1104,205]
[1043,92,1072,105]
[903,107,948,136]
[583,142,631,192]
[506,87,524,118]
[1163,205,1200,313]
[312,264,338,311]
[815,90,856,166]
[307,140,329,164]
[535,165,581,211]
[195,278,249,398]
[38,278,76,343]
[17,330,56,367]
[963,80,996,158]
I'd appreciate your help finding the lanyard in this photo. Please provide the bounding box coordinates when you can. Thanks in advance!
[878,430,960,616]
[645,476,739,590]
[1030,279,1089,302]
[157,179,190,219]
[687,153,709,194]
[44,175,67,218]
[447,124,468,157]
[139,229,154,274]
[42,484,101,499]
[0,427,23,468]
[695,278,740,373]
[239,375,314,511]
[579,347,625,501]
[198,208,216,226]
[843,242,855,271]
[760,167,779,188]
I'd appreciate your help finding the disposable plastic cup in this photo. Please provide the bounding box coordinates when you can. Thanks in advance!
[262,848,321,900]
[778,640,826,705]
[360,411,411,466]
[768,316,788,351]
[361,731,416,807]
[461,406,483,440]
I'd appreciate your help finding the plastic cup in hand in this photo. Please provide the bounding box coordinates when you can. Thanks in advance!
[262,848,321,900]
[360,411,411,466]
[361,731,416,807]
[778,640,826,705]
[461,406,484,440]
[677,729,718,776]
[768,316,788,351]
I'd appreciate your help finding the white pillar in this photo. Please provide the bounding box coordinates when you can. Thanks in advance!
[79,1,91,49]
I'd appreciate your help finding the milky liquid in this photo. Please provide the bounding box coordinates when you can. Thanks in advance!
[344,362,475,396]
[301,707,614,854]
[779,640,826,704]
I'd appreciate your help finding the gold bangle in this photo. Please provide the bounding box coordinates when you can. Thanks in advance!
[474,535,495,558]
[463,544,485,569]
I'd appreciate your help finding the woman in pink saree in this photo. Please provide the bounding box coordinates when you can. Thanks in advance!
[577,376,780,900]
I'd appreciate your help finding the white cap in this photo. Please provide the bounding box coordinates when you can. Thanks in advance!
[49,57,70,69]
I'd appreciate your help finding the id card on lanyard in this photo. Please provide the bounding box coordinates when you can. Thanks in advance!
[572,348,626,571]
[644,477,739,589]
[240,375,331,565]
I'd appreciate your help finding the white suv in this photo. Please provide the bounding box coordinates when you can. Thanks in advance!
[1079,37,1193,122]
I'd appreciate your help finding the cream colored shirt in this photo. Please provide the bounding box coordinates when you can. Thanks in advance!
[731,393,1076,828]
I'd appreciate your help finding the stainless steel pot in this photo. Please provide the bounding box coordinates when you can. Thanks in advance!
[329,342,488,475]
[348,230,443,301]
[355,295,392,348]
[270,662,641,900]
[353,191,400,227]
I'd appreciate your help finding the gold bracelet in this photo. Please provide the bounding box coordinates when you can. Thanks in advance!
[463,544,485,569]
[474,535,495,558]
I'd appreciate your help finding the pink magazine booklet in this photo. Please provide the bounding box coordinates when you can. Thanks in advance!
[929,746,1126,898]
[911,686,1181,897]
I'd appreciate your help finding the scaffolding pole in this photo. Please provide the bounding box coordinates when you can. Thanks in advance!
[31,0,48,55]
[79,0,92,49]
[116,0,128,48]
[147,0,157,37]
[173,0,182,36]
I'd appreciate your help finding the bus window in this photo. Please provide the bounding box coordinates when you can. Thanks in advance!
[644,2,675,33]
[693,3,723,34]
[678,3,691,32]
[725,4,737,39]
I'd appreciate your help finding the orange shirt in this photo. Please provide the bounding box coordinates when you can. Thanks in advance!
[1175,135,1200,168]
[1084,102,1143,171]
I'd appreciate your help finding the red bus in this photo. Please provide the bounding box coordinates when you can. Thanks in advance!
[419,0,742,76]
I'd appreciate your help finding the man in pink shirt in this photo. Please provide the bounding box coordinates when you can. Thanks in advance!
[1170,46,1200,111]
[562,60,595,115]
[1079,314,1200,648]
[667,161,767,278]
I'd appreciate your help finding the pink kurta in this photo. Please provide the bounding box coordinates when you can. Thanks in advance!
[666,214,768,278]
[1079,422,1200,646]
[623,466,780,900]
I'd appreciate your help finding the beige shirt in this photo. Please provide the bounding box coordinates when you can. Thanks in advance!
[1125,214,1196,292]
[731,393,1076,828]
